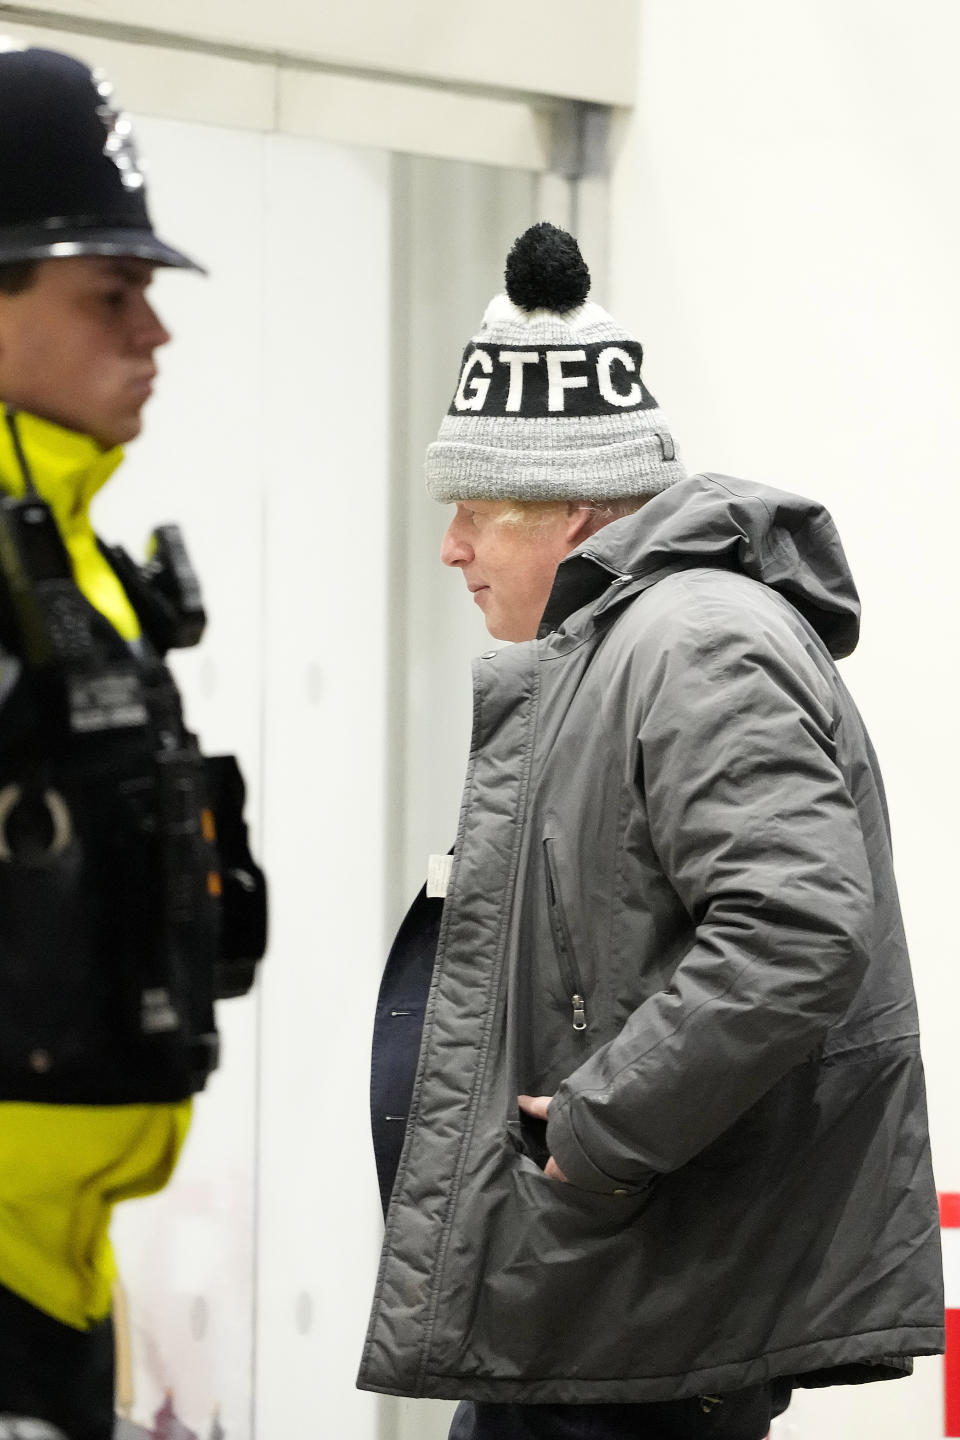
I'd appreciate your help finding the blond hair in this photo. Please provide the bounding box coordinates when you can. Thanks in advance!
[496,495,652,536]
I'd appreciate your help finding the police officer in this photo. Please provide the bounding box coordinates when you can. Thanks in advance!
[0,41,264,1440]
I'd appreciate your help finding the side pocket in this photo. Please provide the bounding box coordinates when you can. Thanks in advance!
[543,837,588,1033]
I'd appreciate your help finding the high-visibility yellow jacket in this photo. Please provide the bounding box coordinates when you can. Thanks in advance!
[0,410,191,1330]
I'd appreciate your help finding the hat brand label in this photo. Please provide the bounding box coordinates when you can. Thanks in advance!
[449,342,657,418]
[454,348,494,411]
[545,350,589,411]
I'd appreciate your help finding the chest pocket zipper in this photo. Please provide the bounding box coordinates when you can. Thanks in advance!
[543,838,588,1032]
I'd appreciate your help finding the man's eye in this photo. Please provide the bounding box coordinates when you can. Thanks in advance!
[102,290,127,310]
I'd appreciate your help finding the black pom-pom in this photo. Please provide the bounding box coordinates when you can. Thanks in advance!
[504,222,590,313]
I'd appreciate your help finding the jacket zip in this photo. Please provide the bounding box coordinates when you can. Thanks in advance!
[543,838,587,1032]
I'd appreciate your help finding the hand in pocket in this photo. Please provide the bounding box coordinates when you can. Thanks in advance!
[517,1093,569,1182]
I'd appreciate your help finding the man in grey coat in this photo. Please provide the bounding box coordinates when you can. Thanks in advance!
[360,224,944,1440]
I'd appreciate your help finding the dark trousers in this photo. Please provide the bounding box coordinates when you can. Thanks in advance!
[0,1280,115,1440]
[449,1383,791,1440]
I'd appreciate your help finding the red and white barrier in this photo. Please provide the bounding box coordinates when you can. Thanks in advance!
[942,1193,960,1437]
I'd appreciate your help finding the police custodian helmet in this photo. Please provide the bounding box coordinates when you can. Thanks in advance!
[0,40,204,271]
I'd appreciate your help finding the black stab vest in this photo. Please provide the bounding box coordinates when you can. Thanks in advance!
[0,583,222,1104]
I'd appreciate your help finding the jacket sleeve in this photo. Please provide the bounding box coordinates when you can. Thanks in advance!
[546,579,874,1193]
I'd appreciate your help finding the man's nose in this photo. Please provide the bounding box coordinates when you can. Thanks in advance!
[441,521,472,568]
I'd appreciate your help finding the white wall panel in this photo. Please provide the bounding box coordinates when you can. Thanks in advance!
[95,115,393,1437]
[255,135,390,1438]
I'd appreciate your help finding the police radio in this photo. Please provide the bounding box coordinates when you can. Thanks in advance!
[0,492,150,735]
[0,492,94,667]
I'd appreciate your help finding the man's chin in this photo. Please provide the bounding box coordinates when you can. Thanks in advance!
[92,413,144,449]
[484,617,530,644]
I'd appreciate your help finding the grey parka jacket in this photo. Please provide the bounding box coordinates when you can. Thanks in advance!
[358,473,944,1404]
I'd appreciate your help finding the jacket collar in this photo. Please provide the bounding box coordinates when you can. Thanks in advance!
[0,409,123,536]
[0,409,139,641]
[537,549,629,639]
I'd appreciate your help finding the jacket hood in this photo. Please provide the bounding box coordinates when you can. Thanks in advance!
[542,472,861,658]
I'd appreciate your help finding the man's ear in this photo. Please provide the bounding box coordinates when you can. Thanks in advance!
[564,504,595,546]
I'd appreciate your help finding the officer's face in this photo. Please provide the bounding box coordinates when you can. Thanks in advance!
[441,500,589,642]
[0,255,171,448]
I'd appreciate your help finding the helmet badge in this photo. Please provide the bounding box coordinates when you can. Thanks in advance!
[92,68,145,193]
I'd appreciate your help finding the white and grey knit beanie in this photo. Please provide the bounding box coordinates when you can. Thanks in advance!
[425,222,686,503]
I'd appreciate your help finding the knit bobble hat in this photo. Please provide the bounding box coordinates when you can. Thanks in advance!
[425,222,685,503]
